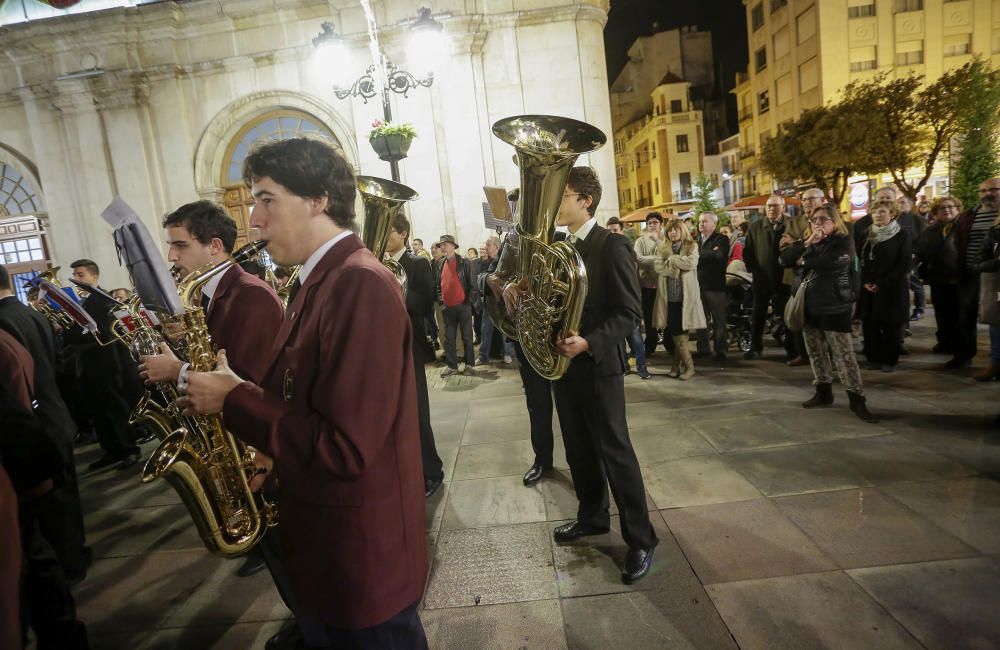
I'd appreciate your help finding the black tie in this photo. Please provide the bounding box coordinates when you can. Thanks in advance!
[201,292,210,315]
[285,279,302,314]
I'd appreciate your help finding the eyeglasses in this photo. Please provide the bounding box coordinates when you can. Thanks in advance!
[808,216,833,224]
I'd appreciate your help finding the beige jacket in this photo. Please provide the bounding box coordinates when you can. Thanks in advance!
[634,234,661,288]
[652,239,707,332]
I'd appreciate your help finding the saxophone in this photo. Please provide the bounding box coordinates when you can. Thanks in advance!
[357,175,419,296]
[140,240,276,556]
[486,115,607,380]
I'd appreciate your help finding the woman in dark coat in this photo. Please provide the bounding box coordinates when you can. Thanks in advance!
[859,199,913,372]
[914,196,963,355]
[971,217,1000,382]
[780,204,875,423]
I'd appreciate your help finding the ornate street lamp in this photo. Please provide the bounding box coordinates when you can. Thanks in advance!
[313,7,444,181]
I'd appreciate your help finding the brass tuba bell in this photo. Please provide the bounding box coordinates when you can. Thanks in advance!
[357,175,419,296]
[486,115,607,380]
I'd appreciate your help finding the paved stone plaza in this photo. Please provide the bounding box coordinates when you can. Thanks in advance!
[65,317,1000,649]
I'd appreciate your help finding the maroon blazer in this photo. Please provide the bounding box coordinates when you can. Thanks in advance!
[0,328,34,411]
[207,265,283,384]
[222,234,427,629]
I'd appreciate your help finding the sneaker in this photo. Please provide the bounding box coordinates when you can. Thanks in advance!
[910,310,924,321]
[637,368,652,380]
[462,365,476,376]
[440,367,459,378]
[476,357,490,367]
[503,354,513,364]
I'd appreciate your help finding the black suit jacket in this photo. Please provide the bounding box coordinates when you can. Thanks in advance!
[398,251,436,365]
[63,290,142,402]
[697,232,730,292]
[569,226,642,378]
[0,296,77,450]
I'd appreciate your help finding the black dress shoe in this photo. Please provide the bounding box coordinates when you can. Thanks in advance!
[944,357,971,370]
[136,429,158,444]
[522,462,550,486]
[621,546,655,584]
[553,520,610,543]
[88,454,123,470]
[424,477,443,498]
[266,619,304,650]
[236,552,267,577]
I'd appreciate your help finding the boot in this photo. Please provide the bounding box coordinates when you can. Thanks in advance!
[974,363,1000,382]
[802,382,834,408]
[676,335,695,380]
[847,391,878,423]
[668,346,680,378]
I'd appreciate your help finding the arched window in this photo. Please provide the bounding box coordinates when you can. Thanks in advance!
[223,110,338,186]
[0,163,43,216]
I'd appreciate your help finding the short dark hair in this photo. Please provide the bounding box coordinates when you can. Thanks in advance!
[0,265,9,291]
[242,137,356,229]
[412,238,423,246]
[162,201,238,254]
[391,213,411,245]
[645,212,663,224]
[70,259,100,276]
[606,216,623,228]
[567,166,602,217]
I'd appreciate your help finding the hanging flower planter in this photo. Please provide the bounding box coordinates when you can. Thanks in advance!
[368,121,416,163]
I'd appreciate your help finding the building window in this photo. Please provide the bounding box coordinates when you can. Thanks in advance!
[224,111,337,185]
[751,3,764,30]
[993,30,1000,54]
[635,152,641,168]
[755,46,767,72]
[797,6,816,43]
[670,99,683,113]
[0,164,42,216]
[676,134,689,153]
[773,27,790,60]
[679,173,692,200]
[799,57,819,92]
[894,0,923,11]
[849,46,877,72]
[758,90,770,114]
[848,3,876,18]
[944,34,972,57]
[770,0,787,12]
[895,42,924,65]
[651,142,657,159]
[655,178,660,195]
[776,74,793,105]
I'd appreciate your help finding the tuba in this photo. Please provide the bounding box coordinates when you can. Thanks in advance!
[486,115,606,380]
[141,240,276,556]
[357,175,419,296]
[28,267,79,331]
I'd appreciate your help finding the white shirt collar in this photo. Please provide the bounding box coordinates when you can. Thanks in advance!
[298,230,354,284]
[388,247,406,263]
[201,264,231,301]
[570,216,598,242]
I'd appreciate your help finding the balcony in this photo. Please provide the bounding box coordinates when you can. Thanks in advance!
[740,148,757,160]
[738,108,753,122]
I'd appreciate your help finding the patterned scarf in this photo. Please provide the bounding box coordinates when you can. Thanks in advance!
[865,219,900,258]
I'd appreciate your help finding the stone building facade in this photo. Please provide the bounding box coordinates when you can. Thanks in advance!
[0,0,616,288]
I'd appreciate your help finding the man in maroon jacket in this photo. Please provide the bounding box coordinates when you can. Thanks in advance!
[139,201,299,647]
[180,137,428,649]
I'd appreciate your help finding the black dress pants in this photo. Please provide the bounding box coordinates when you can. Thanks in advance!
[641,287,660,354]
[412,352,443,482]
[697,290,728,355]
[862,318,902,366]
[553,363,657,550]
[929,283,960,351]
[79,362,137,459]
[955,271,981,361]
[35,449,90,581]
[750,282,795,356]
[442,303,475,368]
[299,600,428,650]
[513,341,553,469]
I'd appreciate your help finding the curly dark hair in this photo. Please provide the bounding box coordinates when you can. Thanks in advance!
[242,137,356,229]
[567,166,602,217]
[162,200,237,254]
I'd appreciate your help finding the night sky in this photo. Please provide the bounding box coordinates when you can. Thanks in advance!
[604,0,749,138]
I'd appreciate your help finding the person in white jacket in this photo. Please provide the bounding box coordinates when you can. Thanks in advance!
[653,219,706,379]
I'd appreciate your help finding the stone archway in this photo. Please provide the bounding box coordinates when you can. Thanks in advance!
[192,89,358,203]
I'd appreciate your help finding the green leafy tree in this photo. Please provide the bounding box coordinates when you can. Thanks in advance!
[692,173,719,214]
[951,60,1000,207]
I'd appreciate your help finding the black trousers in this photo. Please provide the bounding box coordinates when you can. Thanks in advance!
[750,282,795,356]
[956,271,981,361]
[553,364,657,550]
[640,287,659,354]
[697,290,728,355]
[413,353,443,482]
[930,283,960,351]
[514,341,553,469]
[299,600,427,650]
[35,450,89,581]
[442,303,475,368]
[79,364,137,458]
[862,318,902,366]
[911,273,926,311]
[19,497,89,650]
[257,524,301,616]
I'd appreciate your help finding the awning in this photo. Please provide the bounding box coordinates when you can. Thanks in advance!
[621,205,676,223]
